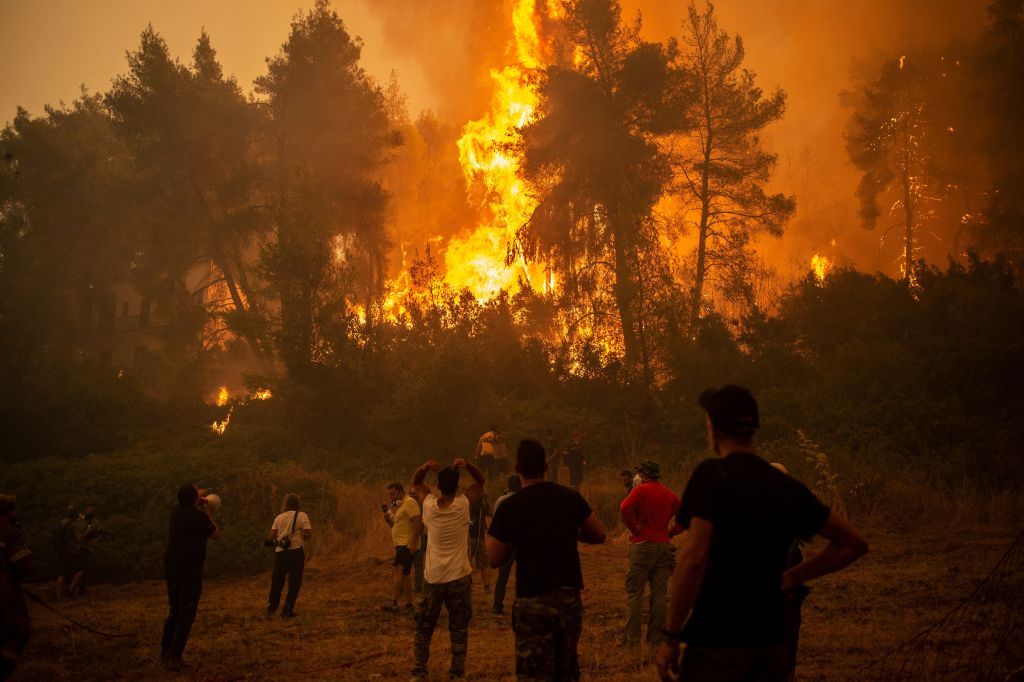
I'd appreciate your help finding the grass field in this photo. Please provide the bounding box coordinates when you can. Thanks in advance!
[12,522,1021,681]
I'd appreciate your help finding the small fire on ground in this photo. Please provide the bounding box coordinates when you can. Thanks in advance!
[210,386,273,435]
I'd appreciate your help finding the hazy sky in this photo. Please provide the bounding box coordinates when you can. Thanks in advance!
[0,0,437,123]
[0,0,992,276]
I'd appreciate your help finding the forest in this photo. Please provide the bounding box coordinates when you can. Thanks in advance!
[1,0,1022,582]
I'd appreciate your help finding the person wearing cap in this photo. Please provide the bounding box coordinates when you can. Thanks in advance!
[0,494,31,681]
[656,386,868,682]
[619,460,682,646]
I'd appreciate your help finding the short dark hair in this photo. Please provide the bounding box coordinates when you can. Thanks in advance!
[177,483,198,507]
[387,481,404,494]
[699,385,759,439]
[437,467,460,496]
[507,474,522,492]
[620,469,633,478]
[516,439,547,478]
[282,493,300,512]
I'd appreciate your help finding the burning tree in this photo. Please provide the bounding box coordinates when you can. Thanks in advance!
[844,52,948,285]
[255,0,398,373]
[516,0,684,381]
[674,2,795,327]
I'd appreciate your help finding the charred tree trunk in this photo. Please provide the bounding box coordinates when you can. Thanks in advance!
[902,132,914,285]
[690,127,714,328]
[611,220,640,375]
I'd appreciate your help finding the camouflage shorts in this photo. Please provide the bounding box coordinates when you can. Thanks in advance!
[512,587,583,681]
[413,575,473,676]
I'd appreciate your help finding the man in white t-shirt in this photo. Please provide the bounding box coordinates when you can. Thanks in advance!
[410,457,485,679]
[266,493,312,618]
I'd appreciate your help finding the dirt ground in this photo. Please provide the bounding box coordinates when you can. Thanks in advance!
[12,524,1020,681]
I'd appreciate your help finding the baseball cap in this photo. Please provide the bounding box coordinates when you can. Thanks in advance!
[699,385,759,437]
[636,460,660,479]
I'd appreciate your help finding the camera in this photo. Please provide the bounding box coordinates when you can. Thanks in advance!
[263,536,291,549]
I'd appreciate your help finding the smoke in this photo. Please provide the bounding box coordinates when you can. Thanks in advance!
[353,0,515,123]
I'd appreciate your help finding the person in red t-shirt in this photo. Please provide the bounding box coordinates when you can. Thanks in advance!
[619,460,682,646]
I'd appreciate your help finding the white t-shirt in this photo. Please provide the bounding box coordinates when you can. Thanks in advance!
[421,494,471,584]
[270,511,312,552]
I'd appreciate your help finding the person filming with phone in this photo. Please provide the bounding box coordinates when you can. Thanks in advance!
[265,493,312,619]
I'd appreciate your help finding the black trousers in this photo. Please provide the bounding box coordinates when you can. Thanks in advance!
[161,573,202,660]
[267,547,305,613]
[493,551,515,611]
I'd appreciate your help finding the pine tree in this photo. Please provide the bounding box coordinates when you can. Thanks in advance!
[675,2,794,324]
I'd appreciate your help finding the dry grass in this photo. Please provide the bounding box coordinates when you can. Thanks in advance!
[15,521,1022,681]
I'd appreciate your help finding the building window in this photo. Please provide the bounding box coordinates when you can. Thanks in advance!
[140,299,151,328]
[121,301,130,318]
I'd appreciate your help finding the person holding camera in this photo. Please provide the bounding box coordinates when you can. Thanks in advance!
[265,493,312,619]
[381,482,421,613]
[162,484,219,671]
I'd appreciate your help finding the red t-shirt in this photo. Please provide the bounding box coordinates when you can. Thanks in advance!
[620,481,680,544]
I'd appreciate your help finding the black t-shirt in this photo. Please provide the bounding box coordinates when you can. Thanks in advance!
[487,482,592,597]
[676,453,830,646]
[562,445,583,470]
[164,506,215,579]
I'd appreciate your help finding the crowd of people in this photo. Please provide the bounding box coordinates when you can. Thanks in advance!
[0,384,869,680]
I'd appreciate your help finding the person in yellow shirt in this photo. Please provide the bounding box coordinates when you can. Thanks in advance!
[383,482,422,613]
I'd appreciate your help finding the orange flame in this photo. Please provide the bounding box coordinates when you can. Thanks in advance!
[811,254,833,285]
[444,0,557,300]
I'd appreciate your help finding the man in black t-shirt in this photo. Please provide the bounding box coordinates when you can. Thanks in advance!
[487,439,606,680]
[656,386,868,682]
[161,483,219,671]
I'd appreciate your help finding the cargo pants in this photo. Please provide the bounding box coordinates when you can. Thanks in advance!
[624,541,673,644]
[512,587,583,681]
[413,575,473,677]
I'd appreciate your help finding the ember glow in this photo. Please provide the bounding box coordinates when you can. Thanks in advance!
[443,0,556,301]
[215,386,229,407]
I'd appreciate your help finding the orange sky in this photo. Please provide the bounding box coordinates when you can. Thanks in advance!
[0,0,991,279]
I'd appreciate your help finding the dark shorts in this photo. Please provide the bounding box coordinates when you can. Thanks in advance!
[394,545,415,576]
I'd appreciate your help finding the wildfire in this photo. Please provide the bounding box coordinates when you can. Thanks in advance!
[209,386,271,434]
[444,0,556,301]
[811,254,833,285]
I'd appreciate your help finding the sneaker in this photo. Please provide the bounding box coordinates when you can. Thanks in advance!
[265,608,276,619]
[281,610,297,618]
[381,602,400,613]
[492,606,503,615]
[448,670,465,679]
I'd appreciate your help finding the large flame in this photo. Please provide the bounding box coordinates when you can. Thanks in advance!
[444,0,556,301]
[811,254,833,285]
